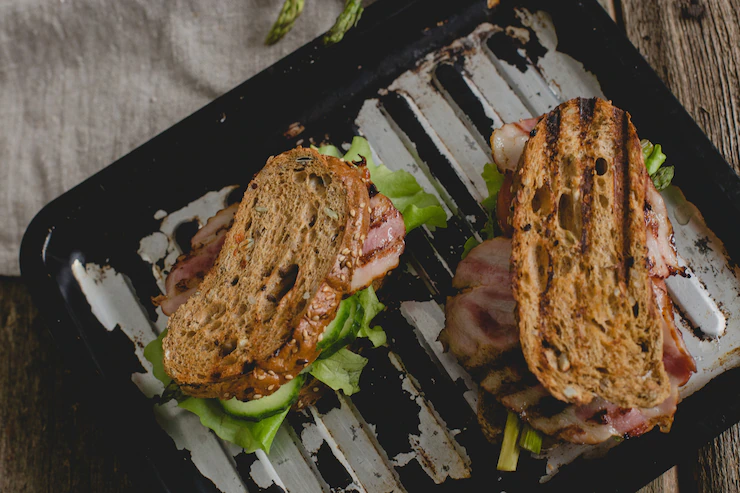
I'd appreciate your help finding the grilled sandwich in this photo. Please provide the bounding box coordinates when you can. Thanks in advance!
[160,147,406,401]
[441,98,696,446]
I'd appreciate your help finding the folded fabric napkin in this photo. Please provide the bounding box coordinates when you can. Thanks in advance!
[0,0,346,276]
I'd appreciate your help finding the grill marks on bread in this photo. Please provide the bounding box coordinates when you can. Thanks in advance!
[511,98,669,409]
[163,148,370,400]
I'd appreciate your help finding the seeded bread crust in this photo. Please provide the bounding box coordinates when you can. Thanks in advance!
[511,98,669,409]
[162,148,371,400]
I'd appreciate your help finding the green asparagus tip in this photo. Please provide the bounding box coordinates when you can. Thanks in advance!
[265,0,305,45]
[323,0,364,46]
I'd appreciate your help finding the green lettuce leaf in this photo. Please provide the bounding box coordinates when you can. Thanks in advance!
[309,348,368,395]
[319,286,387,354]
[342,136,447,232]
[356,286,387,347]
[358,285,385,326]
[143,331,289,454]
[481,162,505,212]
[144,329,172,386]
[641,139,674,190]
[462,163,504,259]
[357,325,386,348]
[461,236,480,260]
[315,144,342,158]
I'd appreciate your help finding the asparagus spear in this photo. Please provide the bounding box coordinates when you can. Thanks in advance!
[323,0,363,46]
[497,412,522,471]
[519,423,543,454]
[265,0,305,46]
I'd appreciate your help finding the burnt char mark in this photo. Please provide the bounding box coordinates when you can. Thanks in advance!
[578,98,597,137]
[620,110,632,284]
[528,395,571,419]
[495,379,541,402]
[586,409,610,425]
[487,26,548,74]
[242,361,256,375]
[580,162,594,253]
[545,108,562,158]
[370,202,395,229]
[611,106,631,284]
[538,250,555,322]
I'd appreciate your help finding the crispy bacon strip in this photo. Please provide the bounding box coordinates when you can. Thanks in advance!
[452,236,513,291]
[190,203,239,250]
[350,193,406,292]
[652,278,696,386]
[441,284,518,369]
[645,177,684,279]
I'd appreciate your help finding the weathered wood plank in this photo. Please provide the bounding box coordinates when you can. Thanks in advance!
[640,466,680,493]
[622,0,740,492]
[694,424,740,492]
[0,278,133,493]
[621,0,740,173]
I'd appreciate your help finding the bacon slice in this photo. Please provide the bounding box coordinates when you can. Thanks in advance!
[442,284,518,369]
[498,383,679,444]
[452,236,512,291]
[652,278,696,386]
[491,118,540,172]
[440,238,518,369]
[190,203,239,250]
[350,193,406,292]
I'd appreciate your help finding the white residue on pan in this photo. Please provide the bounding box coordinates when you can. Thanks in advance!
[249,459,276,489]
[137,185,237,292]
[388,352,472,484]
[70,259,249,493]
[515,9,606,102]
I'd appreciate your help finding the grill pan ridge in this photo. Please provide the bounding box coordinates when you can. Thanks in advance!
[20,1,740,492]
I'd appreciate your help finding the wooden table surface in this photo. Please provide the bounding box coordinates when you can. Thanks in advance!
[1,1,739,491]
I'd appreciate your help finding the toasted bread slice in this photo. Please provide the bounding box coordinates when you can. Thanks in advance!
[510,98,669,409]
[163,148,371,400]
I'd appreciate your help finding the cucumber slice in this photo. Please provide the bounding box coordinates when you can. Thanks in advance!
[220,375,305,421]
[317,297,353,350]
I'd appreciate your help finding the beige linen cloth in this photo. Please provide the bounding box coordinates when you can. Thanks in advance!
[0,0,347,276]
